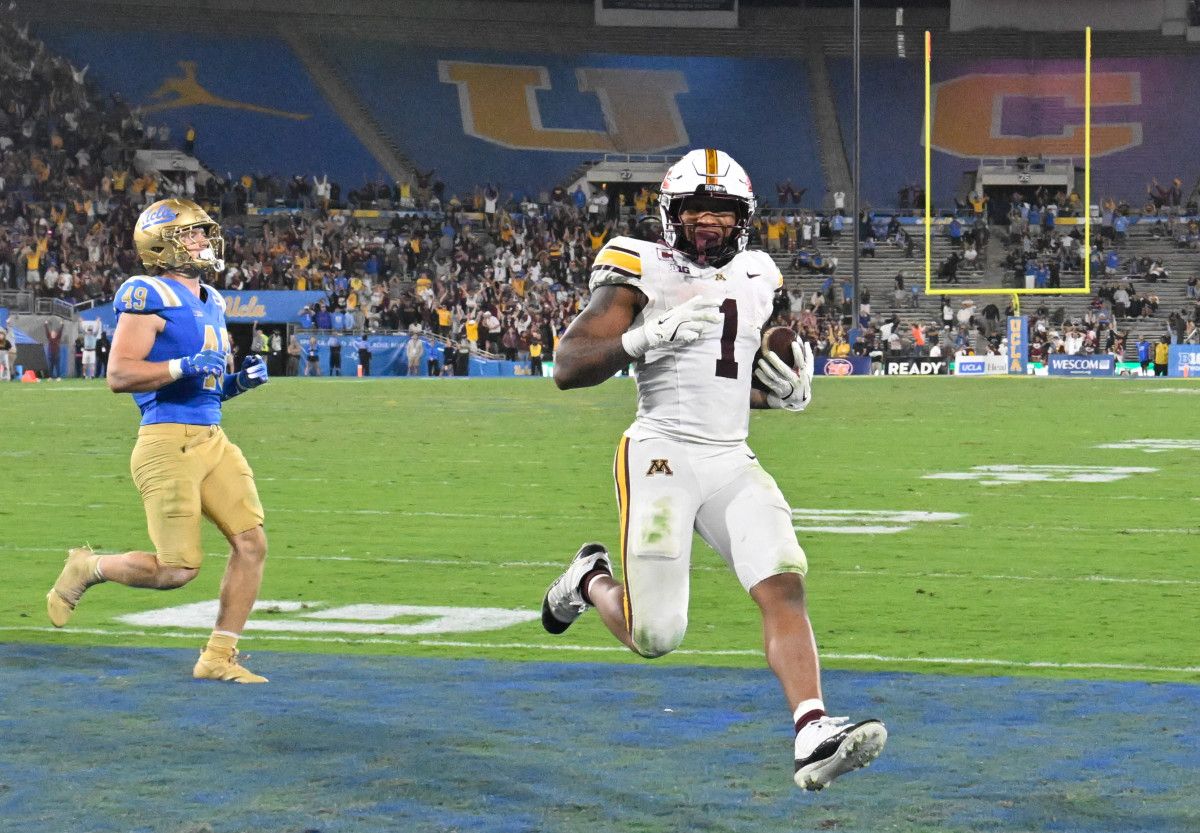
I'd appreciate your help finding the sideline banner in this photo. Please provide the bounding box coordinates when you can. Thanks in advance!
[953,355,1007,376]
[1007,316,1028,375]
[884,356,949,375]
[815,356,872,376]
[1047,355,1115,377]
[222,291,329,322]
[297,334,537,377]
[1168,344,1200,377]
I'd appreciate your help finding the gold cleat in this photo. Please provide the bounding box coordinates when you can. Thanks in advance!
[193,647,269,683]
[46,546,97,628]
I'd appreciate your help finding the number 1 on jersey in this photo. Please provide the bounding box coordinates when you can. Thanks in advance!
[715,298,738,379]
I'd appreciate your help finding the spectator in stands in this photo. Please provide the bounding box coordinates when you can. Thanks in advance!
[287,334,301,376]
[44,321,63,380]
[72,334,83,378]
[315,303,332,331]
[81,323,98,380]
[304,337,320,376]
[328,334,342,376]
[1153,336,1170,376]
[0,328,11,381]
[96,329,110,379]
[405,328,424,376]
[947,217,962,248]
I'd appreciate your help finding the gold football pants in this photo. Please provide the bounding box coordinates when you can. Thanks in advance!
[130,424,264,569]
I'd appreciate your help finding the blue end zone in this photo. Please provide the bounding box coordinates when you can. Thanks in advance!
[2,644,1197,833]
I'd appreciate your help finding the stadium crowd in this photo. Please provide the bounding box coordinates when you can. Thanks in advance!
[2,13,1198,377]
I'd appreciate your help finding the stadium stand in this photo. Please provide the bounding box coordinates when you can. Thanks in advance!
[3,6,1199,379]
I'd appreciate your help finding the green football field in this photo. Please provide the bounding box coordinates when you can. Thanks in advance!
[2,375,1198,684]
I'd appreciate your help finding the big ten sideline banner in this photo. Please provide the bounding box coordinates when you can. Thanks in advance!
[1047,354,1116,377]
[304,334,538,378]
[815,356,872,377]
[1168,344,1200,378]
[884,356,950,375]
[596,0,737,28]
[1007,316,1029,375]
[953,355,1008,376]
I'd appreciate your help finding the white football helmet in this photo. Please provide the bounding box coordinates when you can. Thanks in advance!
[659,148,756,265]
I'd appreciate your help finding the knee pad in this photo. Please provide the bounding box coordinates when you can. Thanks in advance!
[631,615,687,659]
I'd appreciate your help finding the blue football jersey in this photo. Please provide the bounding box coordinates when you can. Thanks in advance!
[113,275,230,426]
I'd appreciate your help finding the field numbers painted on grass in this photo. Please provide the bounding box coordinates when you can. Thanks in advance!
[924,465,1157,486]
[792,508,963,534]
[1095,439,1200,453]
[117,601,539,635]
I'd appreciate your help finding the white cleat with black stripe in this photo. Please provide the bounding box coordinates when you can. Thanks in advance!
[541,543,611,635]
[794,716,888,791]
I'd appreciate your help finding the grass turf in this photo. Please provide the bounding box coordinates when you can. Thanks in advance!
[2,375,1197,683]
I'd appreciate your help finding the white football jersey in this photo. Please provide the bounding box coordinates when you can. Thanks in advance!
[590,235,783,445]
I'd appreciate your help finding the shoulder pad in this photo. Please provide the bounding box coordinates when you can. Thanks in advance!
[743,250,784,289]
[589,236,649,292]
[113,275,185,315]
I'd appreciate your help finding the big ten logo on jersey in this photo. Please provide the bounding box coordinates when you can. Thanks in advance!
[646,459,674,476]
[657,248,692,275]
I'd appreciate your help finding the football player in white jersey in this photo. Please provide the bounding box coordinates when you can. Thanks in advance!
[541,149,886,790]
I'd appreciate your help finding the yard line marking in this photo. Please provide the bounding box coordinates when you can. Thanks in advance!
[924,465,1157,486]
[2,626,1197,674]
[1,500,598,522]
[4,544,1197,585]
[1095,439,1200,453]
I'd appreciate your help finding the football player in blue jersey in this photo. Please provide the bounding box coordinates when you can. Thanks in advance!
[46,198,272,683]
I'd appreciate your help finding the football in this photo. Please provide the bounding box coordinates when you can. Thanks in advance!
[751,326,800,390]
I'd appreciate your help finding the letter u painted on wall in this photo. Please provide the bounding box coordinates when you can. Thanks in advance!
[438,61,689,152]
[931,72,1141,158]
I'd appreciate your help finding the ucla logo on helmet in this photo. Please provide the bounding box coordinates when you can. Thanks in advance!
[140,204,178,230]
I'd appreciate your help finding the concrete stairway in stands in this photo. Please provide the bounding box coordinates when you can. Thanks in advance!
[770,223,1198,359]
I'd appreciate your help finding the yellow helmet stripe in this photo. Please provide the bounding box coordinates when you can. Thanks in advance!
[705,148,718,185]
[143,275,183,308]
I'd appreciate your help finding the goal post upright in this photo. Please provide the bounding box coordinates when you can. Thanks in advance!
[923,26,1093,299]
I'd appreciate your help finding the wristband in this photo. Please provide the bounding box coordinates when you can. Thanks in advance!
[620,327,650,358]
[167,359,183,380]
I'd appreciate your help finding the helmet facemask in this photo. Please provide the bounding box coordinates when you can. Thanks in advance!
[662,190,752,267]
[156,222,226,276]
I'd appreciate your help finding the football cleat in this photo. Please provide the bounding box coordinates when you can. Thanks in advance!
[794,716,888,791]
[46,546,98,628]
[541,542,611,635]
[193,647,268,684]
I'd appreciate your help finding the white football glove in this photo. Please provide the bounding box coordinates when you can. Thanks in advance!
[755,340,814,412]
[621,295,721,358]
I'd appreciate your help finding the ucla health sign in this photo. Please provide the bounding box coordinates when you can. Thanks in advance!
[1168,345,1200,378]
[1047,355,1115,377]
